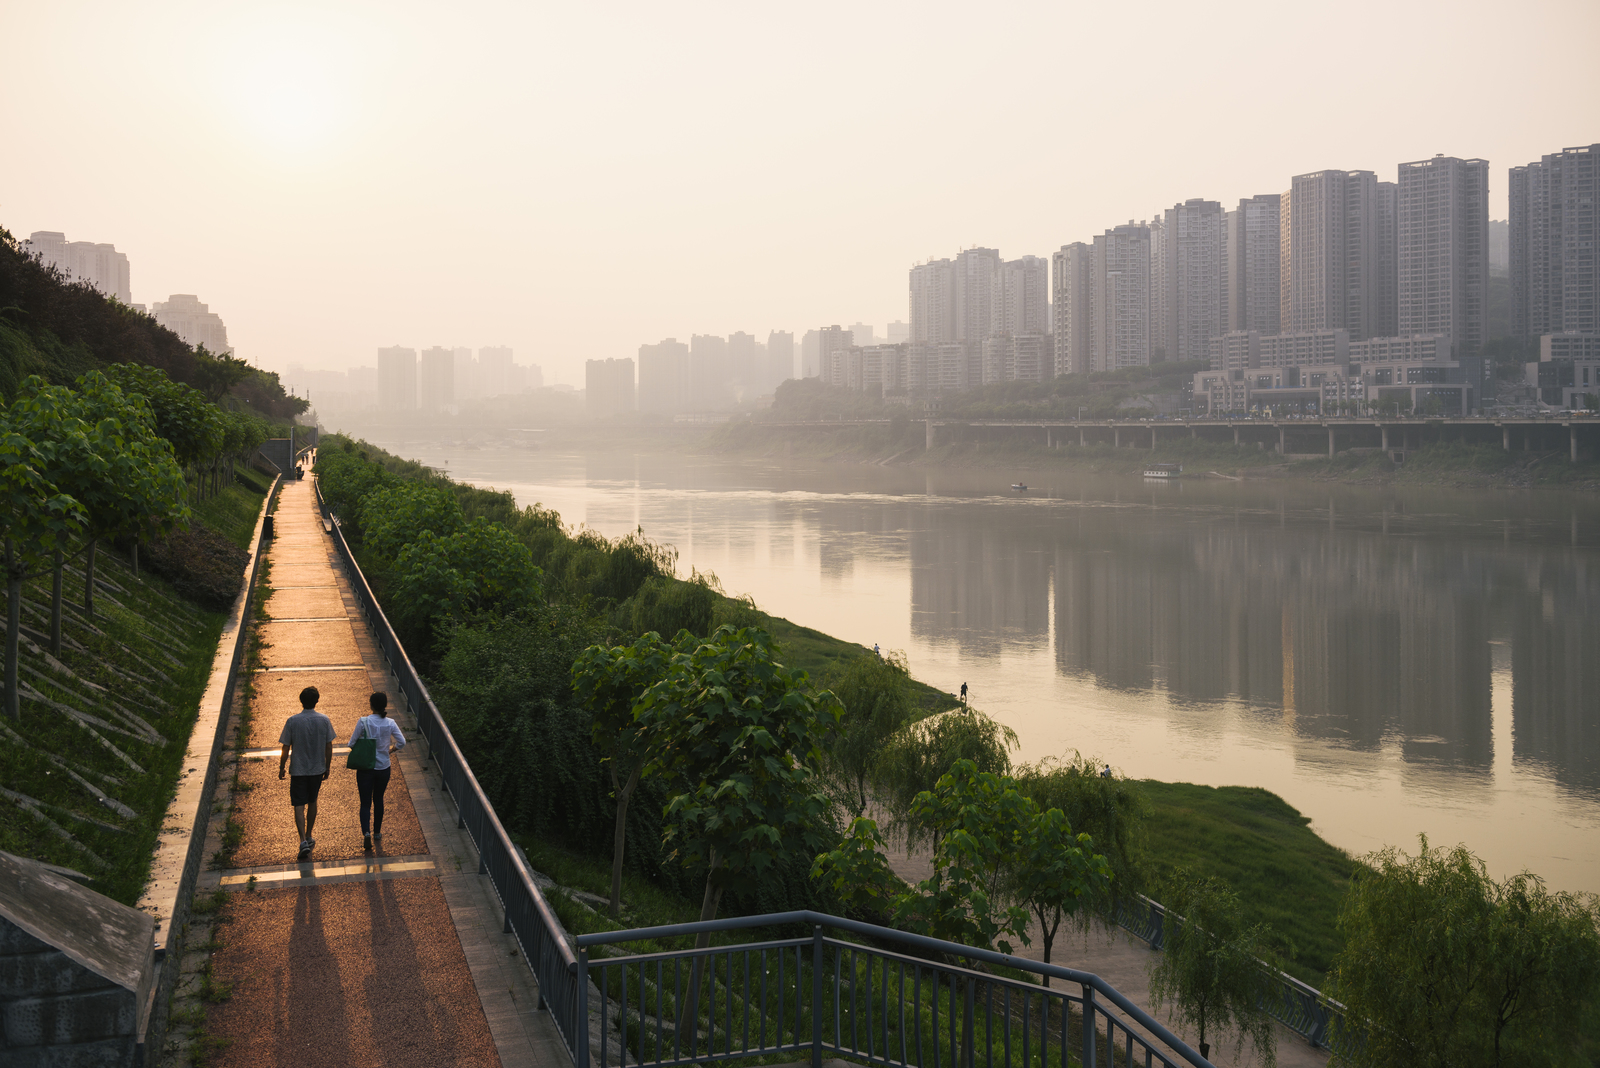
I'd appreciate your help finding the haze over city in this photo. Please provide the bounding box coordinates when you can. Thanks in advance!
[4,0,1597,388]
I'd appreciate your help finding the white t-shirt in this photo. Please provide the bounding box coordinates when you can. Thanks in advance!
[348,714,407,771]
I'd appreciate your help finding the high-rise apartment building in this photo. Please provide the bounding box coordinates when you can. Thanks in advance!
[377,346,418,410]
[1092,224,1152,370]
[994,256,1050,338]
[1397,156,1488,354]
[849,323,876,347]
[1488,220,1509,275]
[954,248,1001,353]
[418,347,456,411]
[1053,242,1094,375]
[1226,194,1282,336]
[478,346,513,397]
[886,321,909,344]
[909,259,957,344]
[1154,199,1226,363]
[1375,181,1400,338]
[151,294,233,354]
[586,358,636,417]
[638,339,690,413]
[817,326,853,387]
[767,331,795,388]
[24,231,132,303]
[1281,169,1382,341]
[1510,144,1600,337]
[689,334,730,406]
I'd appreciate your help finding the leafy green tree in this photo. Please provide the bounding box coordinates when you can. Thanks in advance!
[102,362,223,470]
[390,518,543,645]
[314,447,395,533]
[823,650,917,817]
[190,345,253,402]
[571,630,686,916]
[1007,807,1112,983]
[874,705,1018,853]
[1148,869,1282,1065]
[1013,752,1150,914]
[359,481,465,561]
[1327,837,1600,1068]
[634,625,841,941]
[0,404,87,720]
[627,570,719,637]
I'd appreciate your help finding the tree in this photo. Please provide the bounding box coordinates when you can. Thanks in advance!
[823,650,917,817]
[389,518,543,645]
[1012,752,1150,915]
[0,405,87,720]
[1007,807,1112,984]
[571,630,685,916]
[1148,869,1282,1065]
[634,625,840,942]
[874,705,1018,853]
[359,481,465,561]
[1326,837,1600,1068]
[102,362,223,470]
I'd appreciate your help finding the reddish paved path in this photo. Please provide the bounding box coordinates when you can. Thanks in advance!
[199,472,566,1068]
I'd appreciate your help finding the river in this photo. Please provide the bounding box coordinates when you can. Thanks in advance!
[364,436,1600,894]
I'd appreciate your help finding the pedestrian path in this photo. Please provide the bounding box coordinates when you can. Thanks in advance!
[192,474,568,1068]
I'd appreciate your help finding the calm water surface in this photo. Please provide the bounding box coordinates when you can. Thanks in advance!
[370,437,1600,894]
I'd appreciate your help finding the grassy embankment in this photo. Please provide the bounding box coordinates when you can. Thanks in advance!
[0,467,269,905]
[706,418,1600,490]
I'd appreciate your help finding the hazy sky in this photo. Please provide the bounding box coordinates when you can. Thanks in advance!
[3,1,1596,385]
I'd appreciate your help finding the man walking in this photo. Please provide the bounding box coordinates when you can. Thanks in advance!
[279,685,335,861]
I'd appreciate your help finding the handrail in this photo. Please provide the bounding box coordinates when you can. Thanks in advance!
[314,477,582,1061]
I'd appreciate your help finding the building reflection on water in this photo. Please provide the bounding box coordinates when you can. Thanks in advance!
[897,496,1597,797]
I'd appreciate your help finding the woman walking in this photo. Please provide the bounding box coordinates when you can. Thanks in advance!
[350,692,407,853]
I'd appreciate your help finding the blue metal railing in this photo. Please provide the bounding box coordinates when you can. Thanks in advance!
[576,911,1216,1068]
[1110,895,1342,1050]
[316,480,584,1056]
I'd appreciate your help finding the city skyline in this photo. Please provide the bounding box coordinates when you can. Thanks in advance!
[4,1,1594,387]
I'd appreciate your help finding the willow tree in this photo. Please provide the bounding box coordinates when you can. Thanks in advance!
[874,704,1019,854]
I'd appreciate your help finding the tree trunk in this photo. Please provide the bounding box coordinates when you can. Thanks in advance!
[131,541,139,579]
[684,850,725,1059]
[609,762,642,918]
[6,542,21,722]
[50,550,63,656]
[83,538,96,618]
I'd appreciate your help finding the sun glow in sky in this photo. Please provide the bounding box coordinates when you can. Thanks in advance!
[3,0,1598,384]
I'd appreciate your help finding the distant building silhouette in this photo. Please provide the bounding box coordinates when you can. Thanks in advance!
[418,347,455,411]
[1092,223,1153,370]
[377,346,417,410]
[767,331,795,389]
[1281,169,1386,341]
[151,294,232,354]
[639,338,690,413]
[1152,199,1226,363]
[885,321,909,344]
[25,231,131,303]
[586,357,635,417]
[1226,194,1282,337]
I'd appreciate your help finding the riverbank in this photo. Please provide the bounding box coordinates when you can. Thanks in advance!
[699,420,1600,492]
[0,469,269,906]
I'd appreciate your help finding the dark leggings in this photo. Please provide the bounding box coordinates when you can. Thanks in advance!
[355,766,392,835]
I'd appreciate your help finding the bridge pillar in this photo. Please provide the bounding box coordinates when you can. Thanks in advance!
[1503,426,1511,451]
[1045,428,1052,450]
[1114,427,1121,448]
[1233,426,1240,446]
[1328,427,1336,457]
[1278,426,1286,454]
[1151,427,1158,451]
[1382,424,1389,451]
[925,419,935,450]
[1079,427,1085,447]
[1573,426,1579,463]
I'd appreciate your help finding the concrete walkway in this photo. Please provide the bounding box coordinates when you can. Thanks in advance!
[192,474,569,1068]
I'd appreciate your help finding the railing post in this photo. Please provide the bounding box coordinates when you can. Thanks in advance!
[576,948,590,1068]
[1081,985,1097,1067]
[962,977,975,1068]
[1150,901,1165,952]
[811,925,824,1068]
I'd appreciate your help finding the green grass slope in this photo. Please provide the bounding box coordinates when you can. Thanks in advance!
[1138,781,1358,986]
[0,473,266,905]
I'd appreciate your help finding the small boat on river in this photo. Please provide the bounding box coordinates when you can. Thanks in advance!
[1011,483,1028,491]
[1143,463,1183,480]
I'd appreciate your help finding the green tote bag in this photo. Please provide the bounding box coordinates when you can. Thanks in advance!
[346,718,378,771]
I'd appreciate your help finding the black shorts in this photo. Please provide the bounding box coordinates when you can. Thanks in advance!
[289,774,324,806]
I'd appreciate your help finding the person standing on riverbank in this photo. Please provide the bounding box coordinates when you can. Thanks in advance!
[279,686,335,862]
[350,692,407,853]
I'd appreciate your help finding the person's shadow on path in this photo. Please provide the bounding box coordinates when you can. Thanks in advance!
[280,886,355,1068]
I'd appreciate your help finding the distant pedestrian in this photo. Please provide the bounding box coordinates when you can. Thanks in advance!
[874,643,881,656]
[1101,764,1112,778]
[350,692,407,853]
[279,686,335,862]
[960,682,968,705]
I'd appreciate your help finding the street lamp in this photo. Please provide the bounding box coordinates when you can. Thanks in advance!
[1077,407,1087,421]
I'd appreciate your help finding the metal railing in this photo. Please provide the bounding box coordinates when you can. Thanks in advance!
[1109,895,1342,1050]
[577,911,1215,1068]
[315,480,584,1056]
